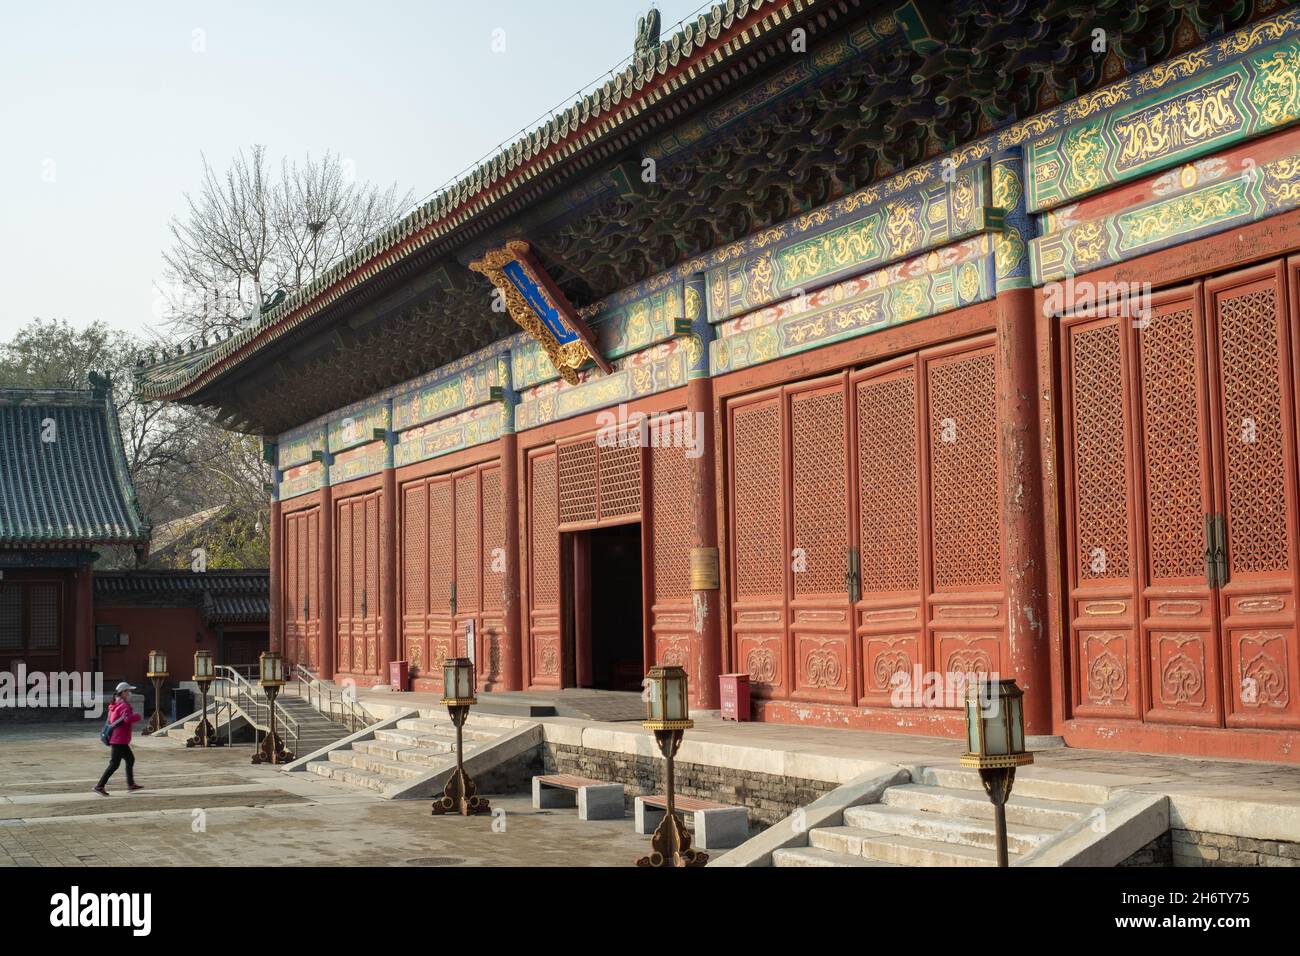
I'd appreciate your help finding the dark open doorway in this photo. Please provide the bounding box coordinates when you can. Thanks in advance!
[566,522,645,691]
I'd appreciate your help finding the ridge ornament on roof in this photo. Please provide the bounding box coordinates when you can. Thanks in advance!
[469,240,611,385]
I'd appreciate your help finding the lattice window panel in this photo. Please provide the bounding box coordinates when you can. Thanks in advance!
[27,584,57,650]
[307,512,319,625]
[652,438,693,602]
[285,515,301,625]
[857,371,920,594]
[1070,322,1132,581]
[791,387,849,596]
[531,455,560,606]
[1139,306,1205,581]
[428,479,454,613]
[599,443,642,520]
[928,350,1002,590]
[558,440,598,525]
[0,585,20,650]
[365,495,380,669]
[732,400,785,599]
[403,483,428,619]
[456,472,481,613]
[336,504,352,669]
[481,468,505,612]
[1217,286,1291,575]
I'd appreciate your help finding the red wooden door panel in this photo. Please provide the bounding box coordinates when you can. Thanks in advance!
[335,500,352,673]
[306,509,320,670]
[402,480,429,677]
[650,431,695,674]
[284,513,301,664]
[923,342,1005,694]
[454,468,482,678]
[1208,263,1300,729]
[426,476,456,688]
[479,465,507,688]
[1136,288,1221,726]
[728,390,788,700]
[1061,310,1143,720]
[853,359,927,707]
[363,492,381,675]
[529,451,562,688]
[788,374,855,705]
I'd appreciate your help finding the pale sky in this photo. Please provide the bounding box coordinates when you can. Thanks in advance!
[0,0,705,341]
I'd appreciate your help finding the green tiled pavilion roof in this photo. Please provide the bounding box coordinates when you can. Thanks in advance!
[94,570,269,624]
[135,0,808,402]
[0,380,150,547]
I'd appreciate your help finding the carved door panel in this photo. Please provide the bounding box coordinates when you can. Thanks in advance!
[424,476,456,691]
[454,468,482,680]
[1135,288,1220,726]
[479,465,507,688]
[305,509,320,670]
[363,492,381,675]
[284,513,302,665]
[649,434,695,674]
[853,359,927,708]
[1209,262,1300,729]
[1061,310,1143,719]
[728,389,788,701]
[922,342,1005,696]
[335,500,352,673]
[402,480,429,678]
[529,451,562,688]
[787,373,855,705]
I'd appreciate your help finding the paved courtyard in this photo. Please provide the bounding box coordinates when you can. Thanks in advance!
[0,724,649,867]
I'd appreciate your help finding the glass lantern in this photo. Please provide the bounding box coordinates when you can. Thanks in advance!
[193,649,215,682]
[259,651,286,687]
[442,658,476,705]
[147,650,168,678]
[960,678,1033,769]
[643,665,692,731]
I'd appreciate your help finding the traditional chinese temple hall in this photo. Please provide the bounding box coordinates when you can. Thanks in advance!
[139,0,1300,771]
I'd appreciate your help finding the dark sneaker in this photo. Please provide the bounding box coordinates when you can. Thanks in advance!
[93,786,109,797]
[128,784,143,792]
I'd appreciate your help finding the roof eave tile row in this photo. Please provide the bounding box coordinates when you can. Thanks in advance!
[136,0,807,403]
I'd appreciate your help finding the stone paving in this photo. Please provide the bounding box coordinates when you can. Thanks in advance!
[0,724,650,867]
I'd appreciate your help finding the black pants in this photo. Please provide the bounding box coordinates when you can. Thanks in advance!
[97,744,135,788]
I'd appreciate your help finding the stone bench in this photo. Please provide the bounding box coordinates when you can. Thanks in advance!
[532,774,625,820]
[635,794,749,850]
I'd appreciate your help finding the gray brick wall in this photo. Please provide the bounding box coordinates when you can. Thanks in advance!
[1121,829,1300,866]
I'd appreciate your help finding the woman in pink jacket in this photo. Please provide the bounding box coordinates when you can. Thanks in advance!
[94,682,144,796]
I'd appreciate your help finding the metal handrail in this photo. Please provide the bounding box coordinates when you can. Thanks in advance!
[288,664,369,734]
[212,665,301,753]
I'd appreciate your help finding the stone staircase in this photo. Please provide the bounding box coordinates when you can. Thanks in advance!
[277,695,356,755]
[306,712,518,794]
[773,766,1108,867]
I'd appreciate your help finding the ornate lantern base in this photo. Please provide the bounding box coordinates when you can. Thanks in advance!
[431,704,491,816]
[636,729,707,867]
[185,681,224,748]
[252,731,295,765]
[144,675,168,736]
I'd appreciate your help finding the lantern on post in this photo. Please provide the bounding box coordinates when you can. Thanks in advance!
[431,658,490,816]
[636,665,706,867]
[144,650,168,736]
[960,678,1033,867]
[186,650,223,748]
[252,651,294,765]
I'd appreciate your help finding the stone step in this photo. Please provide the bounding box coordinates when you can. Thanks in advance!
[326,749,427,781]
[772,846,895,867]
[811,826,1009,867]
[920,766,1112,805]
[396,718,499,741]
[374,729,460,750]
[353,739,475,768]
[882,784,1093,830]
[306,760,394,793]
[843,804,1056,855]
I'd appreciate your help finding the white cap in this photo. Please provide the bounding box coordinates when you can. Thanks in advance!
[115,682,136,693]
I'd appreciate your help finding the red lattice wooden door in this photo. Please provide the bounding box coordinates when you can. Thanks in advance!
[454,467,482,679]
[479,465,508,689]
[529,450,562,688]
[788,373,855,705]
[335,500,353,673]
[336,492,381,677]
[853,358,927,707]
[283,512,302,664]
[1208,262,1300,729]
[402,479,430,678]
[304,509,320,670]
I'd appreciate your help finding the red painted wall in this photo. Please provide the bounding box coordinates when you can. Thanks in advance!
[91,606,216,688]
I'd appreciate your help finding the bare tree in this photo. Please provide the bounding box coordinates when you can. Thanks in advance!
[159,147,412,339]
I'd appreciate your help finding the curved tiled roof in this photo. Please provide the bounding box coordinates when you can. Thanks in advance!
[136,0,815,402]
[0,381,150,547]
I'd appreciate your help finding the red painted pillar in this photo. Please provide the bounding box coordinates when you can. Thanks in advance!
[380,466,398,683]
[993,149,1051,737]
[684,272,722,710]
[499,431,524,691]
[269,498,283,655]
[318,484,335,681]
